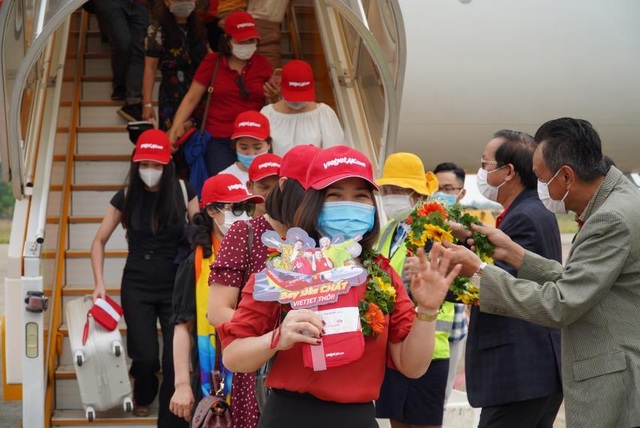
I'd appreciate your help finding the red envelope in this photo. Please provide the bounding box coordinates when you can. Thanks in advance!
[302,287,365,370]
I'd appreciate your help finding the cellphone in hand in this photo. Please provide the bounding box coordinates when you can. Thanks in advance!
[270,68,282,86]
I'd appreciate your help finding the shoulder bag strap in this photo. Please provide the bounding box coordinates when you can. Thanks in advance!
[244,219,254,285]
[178,179,189,223]
[199,56,221,136]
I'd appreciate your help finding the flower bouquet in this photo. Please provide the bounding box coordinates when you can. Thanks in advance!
[405,199,494,305]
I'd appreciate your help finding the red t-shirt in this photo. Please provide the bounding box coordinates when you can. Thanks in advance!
[193,52,273,138]
[218,261,416,403]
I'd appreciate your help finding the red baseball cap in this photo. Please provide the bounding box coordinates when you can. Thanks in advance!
[225,11,260,41]
[305,145,378,191]
[281,60,315,102]
[132,129,171,164]
[248,153,282,182]
[231,111,270,140]
[280,144,322,187]
[201,174,265,207]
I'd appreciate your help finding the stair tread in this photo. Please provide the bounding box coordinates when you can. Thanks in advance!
[52,408,157,425]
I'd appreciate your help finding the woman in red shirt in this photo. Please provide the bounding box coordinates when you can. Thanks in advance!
[207,144,321,428]
[168,11,277,176]
[218,145,460,428]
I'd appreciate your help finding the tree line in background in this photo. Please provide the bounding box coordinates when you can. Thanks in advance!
[0,165,15,219]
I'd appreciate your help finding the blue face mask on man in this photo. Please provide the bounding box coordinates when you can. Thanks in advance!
[317,201,375,240]
[432,191,458,206]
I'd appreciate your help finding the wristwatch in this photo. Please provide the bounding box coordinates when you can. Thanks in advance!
[473,262,488,278]
[415,308,438,322]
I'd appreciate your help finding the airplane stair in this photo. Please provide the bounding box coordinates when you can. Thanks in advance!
[47,11,158,427]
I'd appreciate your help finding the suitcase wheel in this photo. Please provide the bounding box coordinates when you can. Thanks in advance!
[85,407,95,422]
[123,397,133,413]
[113,342,122,357]
[74,351,85,367]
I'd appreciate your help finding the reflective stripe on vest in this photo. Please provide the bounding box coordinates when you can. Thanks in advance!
[375,221,452,359]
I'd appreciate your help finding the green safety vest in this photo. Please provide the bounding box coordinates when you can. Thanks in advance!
[375,221,453,360]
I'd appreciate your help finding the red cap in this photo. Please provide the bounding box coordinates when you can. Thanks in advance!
[201,174,265,207]
[225,11,260,41]
[281,60,315,102]
[305,145,378,191]
[132,129,171,164]
[231,111,270,140]
[280,144,322,187]
[248,153,282,182]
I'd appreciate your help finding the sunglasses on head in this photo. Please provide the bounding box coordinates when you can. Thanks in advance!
[209,202,256,216]
[235,76,250,100]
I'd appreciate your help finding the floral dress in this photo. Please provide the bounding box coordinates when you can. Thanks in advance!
[145,24,207,131]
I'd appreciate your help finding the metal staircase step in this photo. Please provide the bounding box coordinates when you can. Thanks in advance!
[52,408,158,426]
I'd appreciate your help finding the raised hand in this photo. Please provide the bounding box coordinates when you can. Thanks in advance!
[410,244,461,312]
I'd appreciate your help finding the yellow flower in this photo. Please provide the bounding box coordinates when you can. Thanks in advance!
[380,281,396,300]
[424,224,454,243]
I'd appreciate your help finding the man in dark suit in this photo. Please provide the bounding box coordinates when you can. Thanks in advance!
[467,130,563,427]
[443,118,640,428]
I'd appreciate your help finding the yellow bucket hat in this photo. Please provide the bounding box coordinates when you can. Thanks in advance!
[375,153,439,196]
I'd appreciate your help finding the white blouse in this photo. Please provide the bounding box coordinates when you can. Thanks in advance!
[261,103,345,156]
[220,163,249,190]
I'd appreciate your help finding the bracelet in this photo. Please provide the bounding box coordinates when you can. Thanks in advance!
[473,262,488,278]
[143,103,153,108]
[415,310,438,322]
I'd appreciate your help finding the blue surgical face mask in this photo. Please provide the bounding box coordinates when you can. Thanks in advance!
[237,150,267,169]
[432,191,457,206]
[317,201,375,241]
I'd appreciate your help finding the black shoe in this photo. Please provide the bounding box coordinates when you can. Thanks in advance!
[111,87,126,101]
[117,103,142,122]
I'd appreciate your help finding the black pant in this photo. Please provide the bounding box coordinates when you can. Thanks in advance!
[205,137,237,177]
[95,0,148,102]
[259,389,378,428]
[478,392,564,428]
[121,282,188,428]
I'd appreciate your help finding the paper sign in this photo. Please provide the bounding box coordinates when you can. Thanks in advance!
[317,307,360,335]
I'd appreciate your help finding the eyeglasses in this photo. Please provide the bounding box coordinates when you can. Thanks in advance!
[210,202,256,216]
[235,76,249,100]
[438,185,462,193]
[480,159,502,170]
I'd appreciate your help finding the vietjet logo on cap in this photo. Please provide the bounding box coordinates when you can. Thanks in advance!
[238,121,262,128]
[259,162,280,169]
[323,157,366,170]
[228,184,245,191]
[237,22,255,28]
[140,143,165,150]
[288,81,311,87]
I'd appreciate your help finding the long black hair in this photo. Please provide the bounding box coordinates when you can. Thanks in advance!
[121,161,183,234]
[264,178,306,227]
[189,209,214,258]
[152,1,207,63]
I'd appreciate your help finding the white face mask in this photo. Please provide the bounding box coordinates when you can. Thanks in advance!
[231,43,257,60]
[214,210,249,235]
[382,194,414,221]
[476,166,506,203]
[284,101,309,110]
[170,1,196,18]
[139,167,163,188]
[537,169,569,214]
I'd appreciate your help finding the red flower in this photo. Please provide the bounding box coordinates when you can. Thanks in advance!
[416,202,447,219]
[365,303,385,336]
[374,255,390,271]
